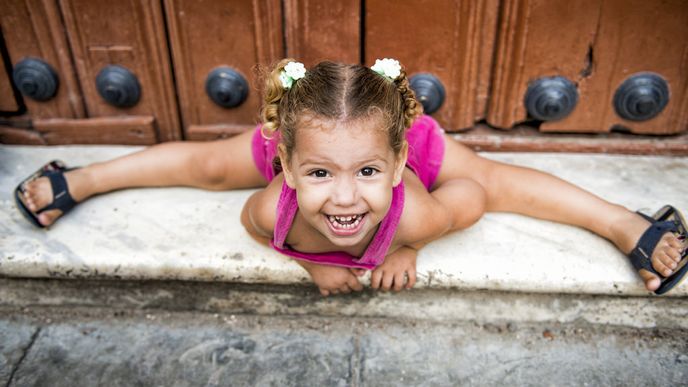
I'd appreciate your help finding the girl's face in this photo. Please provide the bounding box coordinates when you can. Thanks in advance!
[280,117,407,249]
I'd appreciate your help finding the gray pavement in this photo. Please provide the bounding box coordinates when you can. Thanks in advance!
[1,279,687,386]
[2,311,687,386]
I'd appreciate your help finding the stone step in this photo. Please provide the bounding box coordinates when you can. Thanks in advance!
[1,144,687,298]
[2,311,686,387]
[3,310,686,387]
[1,277,687,387]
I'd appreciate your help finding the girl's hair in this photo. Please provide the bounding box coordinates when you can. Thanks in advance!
[261,59,423,160]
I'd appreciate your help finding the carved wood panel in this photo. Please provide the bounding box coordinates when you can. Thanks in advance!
[366,0,499,131]
[0,45,19,113]
[0,0,83,119]
[488,0,688,134]
[164,0,283,140]
[59,0,180,142]
[284,0,360,66]
[1,0,686,146]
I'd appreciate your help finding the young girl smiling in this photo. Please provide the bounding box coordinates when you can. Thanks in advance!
[16,59,687,296]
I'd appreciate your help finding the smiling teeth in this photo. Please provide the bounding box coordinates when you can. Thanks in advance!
[328,214,364,229]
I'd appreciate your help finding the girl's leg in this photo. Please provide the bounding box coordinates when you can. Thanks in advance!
[21,129,267,226]
[435,135,684,291]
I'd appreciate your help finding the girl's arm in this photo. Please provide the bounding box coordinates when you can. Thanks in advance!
[396,172,486,247]
[240,191,272,246]
[240,175,282,244]
[371,172,486,291]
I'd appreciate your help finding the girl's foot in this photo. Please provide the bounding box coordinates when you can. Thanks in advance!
[20,169,90,227]
[610,211,686,291]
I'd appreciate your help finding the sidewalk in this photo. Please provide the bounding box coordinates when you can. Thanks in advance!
[1,144,687,297]
[1,278,687,386]
[2,308,686,386]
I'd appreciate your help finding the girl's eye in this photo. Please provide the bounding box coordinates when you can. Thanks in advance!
[310,169,329,178]
[359,167,377,177]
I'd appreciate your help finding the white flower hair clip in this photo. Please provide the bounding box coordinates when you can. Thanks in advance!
[371,58,401,80]
[280,61,306,89]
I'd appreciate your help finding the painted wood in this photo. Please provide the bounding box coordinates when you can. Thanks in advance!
[488,0,688,134]
[284,0,360,66]
[165,0,283,139]
[0,49,19,112]
[59,0,180,141]
[366,0,499,131]
[34,116,156,144]
[0,0,84,118]
[0,126,46,144]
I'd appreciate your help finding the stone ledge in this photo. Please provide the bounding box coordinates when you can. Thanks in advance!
[1,144,687,297]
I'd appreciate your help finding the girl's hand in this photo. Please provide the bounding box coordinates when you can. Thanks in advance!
[298,260,364,296]
[371,246,418,291]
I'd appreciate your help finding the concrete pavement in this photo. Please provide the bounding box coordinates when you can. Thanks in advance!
[1,278,687,387]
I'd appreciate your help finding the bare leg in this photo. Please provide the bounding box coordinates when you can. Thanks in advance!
[436,135,684,291]
[20,129,266,226]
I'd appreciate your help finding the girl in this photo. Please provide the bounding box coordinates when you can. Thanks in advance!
[15,59,687,296]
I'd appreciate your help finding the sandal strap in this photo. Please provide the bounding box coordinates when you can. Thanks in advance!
[651,205,674,222]
[39,170,77,214]
[636,211,656,223]
[628,220,677,273]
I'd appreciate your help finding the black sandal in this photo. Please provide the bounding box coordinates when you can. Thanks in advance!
[14,160,79,228]
[629,205,688,295]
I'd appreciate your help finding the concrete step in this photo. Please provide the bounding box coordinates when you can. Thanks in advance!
[1,144,687,299]
[1,278,687,386]
[2,310,686,386]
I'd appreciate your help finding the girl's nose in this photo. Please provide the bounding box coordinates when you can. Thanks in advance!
[331,177,358,206]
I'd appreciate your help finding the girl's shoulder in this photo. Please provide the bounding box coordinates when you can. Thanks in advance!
[244,174,283,237]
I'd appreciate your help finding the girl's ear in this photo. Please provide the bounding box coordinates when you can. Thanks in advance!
[392,140,408,187]
[278,144,296,189]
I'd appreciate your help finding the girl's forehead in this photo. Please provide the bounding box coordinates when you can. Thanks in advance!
[297,115,385,133]
[292,118,395,162]
[295,117,387,144]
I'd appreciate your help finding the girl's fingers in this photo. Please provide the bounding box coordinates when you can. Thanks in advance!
[381,272,394,291]
[393,272,405,291]
[348,277,364,291]
[339,285,352,294]
[371,270,383,289]
[406,269,417,289]
[320,288,330,297]
[350,268,366,277]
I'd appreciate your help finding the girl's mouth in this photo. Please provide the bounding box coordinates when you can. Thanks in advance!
[326,213,367,235]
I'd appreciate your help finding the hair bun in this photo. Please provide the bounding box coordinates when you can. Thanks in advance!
[261,58,299,138]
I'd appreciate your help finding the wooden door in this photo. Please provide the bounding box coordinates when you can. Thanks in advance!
[284,0,360,66]
[55,0,180,143]
[164,0,283,140]
[0,0,84,144]
[2,0,686,145]
[488,0,688,134]
[0,36,20,114]
[366,0,499,131]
